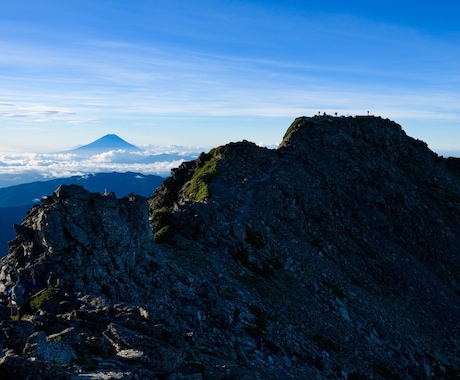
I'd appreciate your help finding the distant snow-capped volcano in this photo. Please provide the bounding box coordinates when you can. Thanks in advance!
[0,134,202,188]
[68,134,144,154]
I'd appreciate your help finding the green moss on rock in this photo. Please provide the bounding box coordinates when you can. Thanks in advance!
[280,117,306,145]
[154,225,172,244]
[186,149,221,201]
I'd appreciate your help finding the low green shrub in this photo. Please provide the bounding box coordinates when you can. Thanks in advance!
[152,207,173,244]
[30,289,55,313]
[153,207,172,230]
[154,225,172,244]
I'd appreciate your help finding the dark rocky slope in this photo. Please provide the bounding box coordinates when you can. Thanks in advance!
[1,116,460,379]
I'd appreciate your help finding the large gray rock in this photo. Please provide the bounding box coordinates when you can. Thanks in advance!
[4,185,156,302]
[23,331,77,365]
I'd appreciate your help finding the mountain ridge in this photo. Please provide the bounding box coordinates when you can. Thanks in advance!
[0,115,459,378]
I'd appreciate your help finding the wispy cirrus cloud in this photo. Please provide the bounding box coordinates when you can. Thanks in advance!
[1,2,459,152]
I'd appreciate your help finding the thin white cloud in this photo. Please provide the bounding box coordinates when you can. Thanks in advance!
[0,102,81,123]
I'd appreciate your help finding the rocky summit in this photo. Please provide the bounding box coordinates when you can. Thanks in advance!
[1,115,460,379]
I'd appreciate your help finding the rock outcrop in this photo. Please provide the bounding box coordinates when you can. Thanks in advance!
[1,115,460,379]
[1,184,155,302]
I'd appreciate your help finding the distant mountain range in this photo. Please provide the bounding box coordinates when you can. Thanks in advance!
[0,171,165,257]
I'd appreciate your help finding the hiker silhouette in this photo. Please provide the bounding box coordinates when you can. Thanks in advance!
[8,272,40,318]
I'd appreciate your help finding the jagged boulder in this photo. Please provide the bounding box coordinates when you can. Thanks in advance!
[23,331,77,364]
[1,184,156,302]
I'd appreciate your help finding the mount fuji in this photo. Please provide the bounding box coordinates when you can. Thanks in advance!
[67,134,145,155]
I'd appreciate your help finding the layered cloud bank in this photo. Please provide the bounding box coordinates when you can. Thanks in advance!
[0,146,200,188]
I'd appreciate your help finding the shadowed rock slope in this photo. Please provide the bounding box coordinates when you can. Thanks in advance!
[1,116,460,379]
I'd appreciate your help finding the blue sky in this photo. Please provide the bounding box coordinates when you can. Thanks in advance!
[1,0,460,154]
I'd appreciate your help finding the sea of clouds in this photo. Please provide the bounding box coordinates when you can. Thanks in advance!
[0,146,202,188]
